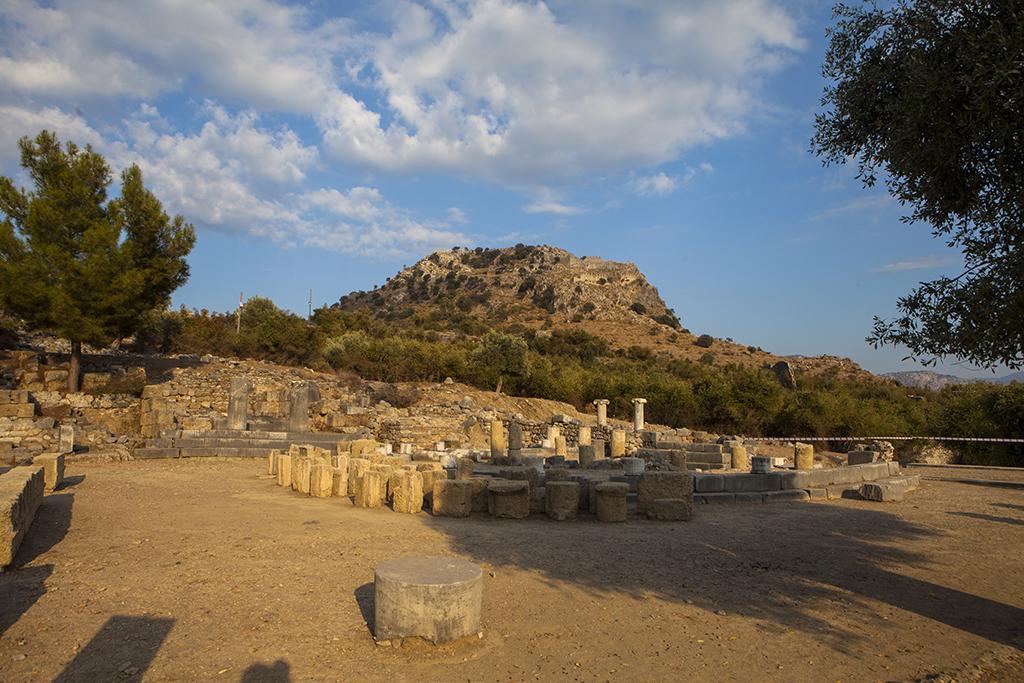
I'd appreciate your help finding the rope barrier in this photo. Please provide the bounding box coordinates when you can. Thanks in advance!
[743,436,1024,444]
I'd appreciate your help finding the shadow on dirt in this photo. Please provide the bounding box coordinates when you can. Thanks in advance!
[53,615,174,682]
[0,490,75,636]
[241,659,292,682]
[424,499,1024,652]
[947,510,1024,526]
[354,582,376,637]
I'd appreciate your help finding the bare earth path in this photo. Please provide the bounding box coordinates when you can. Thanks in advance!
[1,459,1022,682]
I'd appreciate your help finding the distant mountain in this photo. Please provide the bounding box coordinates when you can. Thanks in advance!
[883,369,1023,390]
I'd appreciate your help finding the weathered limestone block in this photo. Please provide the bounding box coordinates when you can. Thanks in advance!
[354,470,385,508]
[0,465,45,567]
[350,439,380,458]
[554,436,567,457]
[647,498,692,521]
[287,381,318,432]
[456,457,474,480]
[847,450,877,465]
[310,462,334,498]
[546,425,560,444]
[610,429,626,458]
[489,419,507,459]
[267,449,280,476]
[621,457,645,476]
[371,464,392,500]
[392,471,424,514]
[507,422,524,450]
[530,485,546,513]
[730,446,749,471]
[751,456,773,474]
[592,438,606,460]
[578,444,596,467]
[595,482,628,522]
[58,425,74,454]
[569,475,590,511]
[794,442,815,470]
[545,481,579,521]
[467,478,489,512]
[578,426,592,447]
[419,469,443,509]
[373,556,483,645]
[860,479,908,502]
[545,467,570,482]
[31,454,64,491]
[227,377,251,431]
[348,458,372,496]
[276,453,292,487]
[291,457,312,494]
[331,453,350,473]
[432,480,474,517]
[331,467,348,497]
[637,472,693,515]
[487,480,529,518]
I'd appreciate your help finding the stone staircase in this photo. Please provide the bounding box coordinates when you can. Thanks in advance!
[134,428,361,460]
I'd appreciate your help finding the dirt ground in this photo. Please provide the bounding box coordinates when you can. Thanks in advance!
[1,459,1022,682]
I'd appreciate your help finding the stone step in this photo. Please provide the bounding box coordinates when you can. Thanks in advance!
[174,429,359,442]
[683,453,731,464]
[169,437,342,450]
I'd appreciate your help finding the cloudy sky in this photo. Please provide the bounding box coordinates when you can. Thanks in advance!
[0,0,985,377]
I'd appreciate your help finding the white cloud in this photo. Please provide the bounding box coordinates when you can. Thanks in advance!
[809,195,895,222]
[0,102,465,257]
[0,1,803,185]
[628,162,714,197]
[876,256,958,273]
[522,201,584,216]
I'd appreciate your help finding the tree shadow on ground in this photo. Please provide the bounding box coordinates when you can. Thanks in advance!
[240,659,292,682]
[948,510,1024,526]
[425,501,1024,653]
[53,615,174,682]
[0,490,75,636]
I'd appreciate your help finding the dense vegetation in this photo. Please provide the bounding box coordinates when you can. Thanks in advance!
[128,298,1024,464]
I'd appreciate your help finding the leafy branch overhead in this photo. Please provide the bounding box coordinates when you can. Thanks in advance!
[813,1,1024,369]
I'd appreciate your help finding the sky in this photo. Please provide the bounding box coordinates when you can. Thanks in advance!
[0,0,994,378]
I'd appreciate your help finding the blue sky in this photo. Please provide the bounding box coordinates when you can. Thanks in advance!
[0,1,990,377]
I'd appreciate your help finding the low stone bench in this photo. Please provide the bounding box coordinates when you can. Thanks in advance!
[32,454,64,492]
[374,556,482,645]
[487,480,529,519]
[595,482,628,522]
[0,465,44,568]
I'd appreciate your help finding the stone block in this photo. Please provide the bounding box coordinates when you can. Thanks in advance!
[794,442,814,470]
[578,426,592,447]
[432,479,474,517]
[545,467,570,482]
[354,470,385,508]
[456,457,474,480]
[276,454,292,487]
[31,454,64,491]
[805,488,828,501]
[588,479,602,514]
[723,473,782,492]
[826,484,861,500]
[393,471,424,514]
[578,444,596,467]
[621,457,644,475]
[694,474,724,493]
[331,467,348,497]
[695,493,735,504]
[669,451,688,470]
[348,458,372,496]
[0,465,44,567]
[734,492,764,503]
[637,472,693,514]
[291,457,312,495]
[647,498,692,521]
[610,429,626,458]
[847,450,877,465]
[888,461,902,476]
[267,449,279,476]
[350,438,380,458]
[730,445,748,470]
[751,456,773,474]
[554,435,567,457]
[595,482,628,522]
[569,475,590,511]
[487,480,529,519]
[860,480,908,502]
[529,485,546,513]
[0,404,34,418]
[545,481,579,521]
[467,477,489,512]
[310,462,334,498]
[763,489,809,503]
[58,425,74,454]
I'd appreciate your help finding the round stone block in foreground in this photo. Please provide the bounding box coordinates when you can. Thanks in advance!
[374,556,483,644]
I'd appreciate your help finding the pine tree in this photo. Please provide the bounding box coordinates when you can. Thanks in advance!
[0,131,196,391]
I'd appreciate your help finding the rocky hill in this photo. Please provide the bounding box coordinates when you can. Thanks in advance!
[335,245,872,379]
[883,369,1024,390]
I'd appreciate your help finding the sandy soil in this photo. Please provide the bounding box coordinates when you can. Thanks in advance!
[1,460,1022,682]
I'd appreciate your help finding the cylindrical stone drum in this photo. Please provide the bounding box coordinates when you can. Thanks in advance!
[794,443,814,470]
[595,482,628,522]
[374,556,482,644]
[545,481,580,521]
[730,446,749,471]
[487,480,529,519]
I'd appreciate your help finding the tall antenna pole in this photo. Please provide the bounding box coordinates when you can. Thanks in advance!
[236,292,243,334]
[308,288,313,319]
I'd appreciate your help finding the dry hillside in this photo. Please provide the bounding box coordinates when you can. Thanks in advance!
[335,245,872,379]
